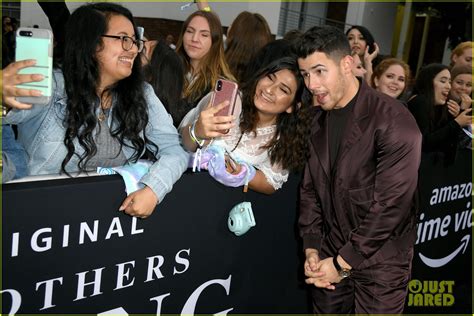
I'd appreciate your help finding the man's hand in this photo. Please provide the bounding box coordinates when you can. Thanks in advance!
[304,248,322,276]
[304,249,327,285]
[306,257,341,290]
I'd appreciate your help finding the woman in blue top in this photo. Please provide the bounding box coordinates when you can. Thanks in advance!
[4,3,188,218]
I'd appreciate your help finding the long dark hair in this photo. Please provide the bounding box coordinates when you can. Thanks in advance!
[143,39,186,126]
[61,3,155,173]
[412,63,450,129]
[239,57,311,171]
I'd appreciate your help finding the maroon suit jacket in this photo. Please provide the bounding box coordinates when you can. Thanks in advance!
[299,81,422,270]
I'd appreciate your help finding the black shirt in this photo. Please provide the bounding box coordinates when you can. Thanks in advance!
[328,89,360,171]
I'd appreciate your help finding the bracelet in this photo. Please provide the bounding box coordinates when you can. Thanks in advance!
[189,121,205,148]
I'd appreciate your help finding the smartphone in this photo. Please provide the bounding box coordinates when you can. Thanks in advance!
[210,79,238,116]
[224,150,239,174]
[15,27,53,105]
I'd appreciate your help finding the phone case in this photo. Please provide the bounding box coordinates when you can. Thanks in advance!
[15,27,53,105]
[211,79,238,116]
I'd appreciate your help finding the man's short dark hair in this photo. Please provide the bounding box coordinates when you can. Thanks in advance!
[295,26,351,62]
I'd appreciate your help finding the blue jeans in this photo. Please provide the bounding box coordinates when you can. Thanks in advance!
[2,124,28,181]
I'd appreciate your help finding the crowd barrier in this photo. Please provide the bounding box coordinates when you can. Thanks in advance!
[2,171,309,314]
[2,149,471,314]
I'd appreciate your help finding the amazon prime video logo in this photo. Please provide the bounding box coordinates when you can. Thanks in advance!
[407,279,455,307]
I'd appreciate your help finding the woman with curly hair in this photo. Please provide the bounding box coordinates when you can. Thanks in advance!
[3,3,188,218]
[176,10,234,122]
[179,56,311,194]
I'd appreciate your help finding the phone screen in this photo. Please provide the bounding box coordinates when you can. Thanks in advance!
[16,35,53,97]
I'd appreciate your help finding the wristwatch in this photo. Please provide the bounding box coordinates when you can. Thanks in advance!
[333,255,351,279]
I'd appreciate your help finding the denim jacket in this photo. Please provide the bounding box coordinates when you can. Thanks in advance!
[5,70,189,203]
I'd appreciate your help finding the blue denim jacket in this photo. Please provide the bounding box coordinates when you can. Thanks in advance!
[5,70,189,203]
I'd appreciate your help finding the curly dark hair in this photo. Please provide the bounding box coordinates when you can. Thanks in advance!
[238,56,312,171]
[61,3,156,173]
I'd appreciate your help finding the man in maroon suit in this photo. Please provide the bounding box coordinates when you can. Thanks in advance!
[295,26,422,314]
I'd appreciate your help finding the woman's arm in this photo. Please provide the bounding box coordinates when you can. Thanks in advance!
[122,84,189,218]
[248,170,276,195]
[180,99,235,152]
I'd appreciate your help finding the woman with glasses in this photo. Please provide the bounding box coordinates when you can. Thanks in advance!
[3,3,188,218]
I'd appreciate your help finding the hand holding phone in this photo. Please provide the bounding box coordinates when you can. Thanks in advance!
[210,79,238,117]
[15,27,53,105]
[2,59,45,109]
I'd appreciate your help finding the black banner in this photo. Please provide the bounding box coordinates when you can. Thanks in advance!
[2,172,309,314]
[405,148,472,314]
[2,150,471,314]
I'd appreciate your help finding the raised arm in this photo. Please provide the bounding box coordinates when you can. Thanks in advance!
[179,93,236,152]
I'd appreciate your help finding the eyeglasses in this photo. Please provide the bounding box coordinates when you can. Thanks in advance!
[101,35,145,53]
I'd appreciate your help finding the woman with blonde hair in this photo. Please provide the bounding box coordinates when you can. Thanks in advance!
[450,41,472,68]
[176,10,234,121]
[371,58,410,99]
[225,11,272,84]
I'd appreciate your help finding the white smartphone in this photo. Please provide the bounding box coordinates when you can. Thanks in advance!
[15,27,53,105]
